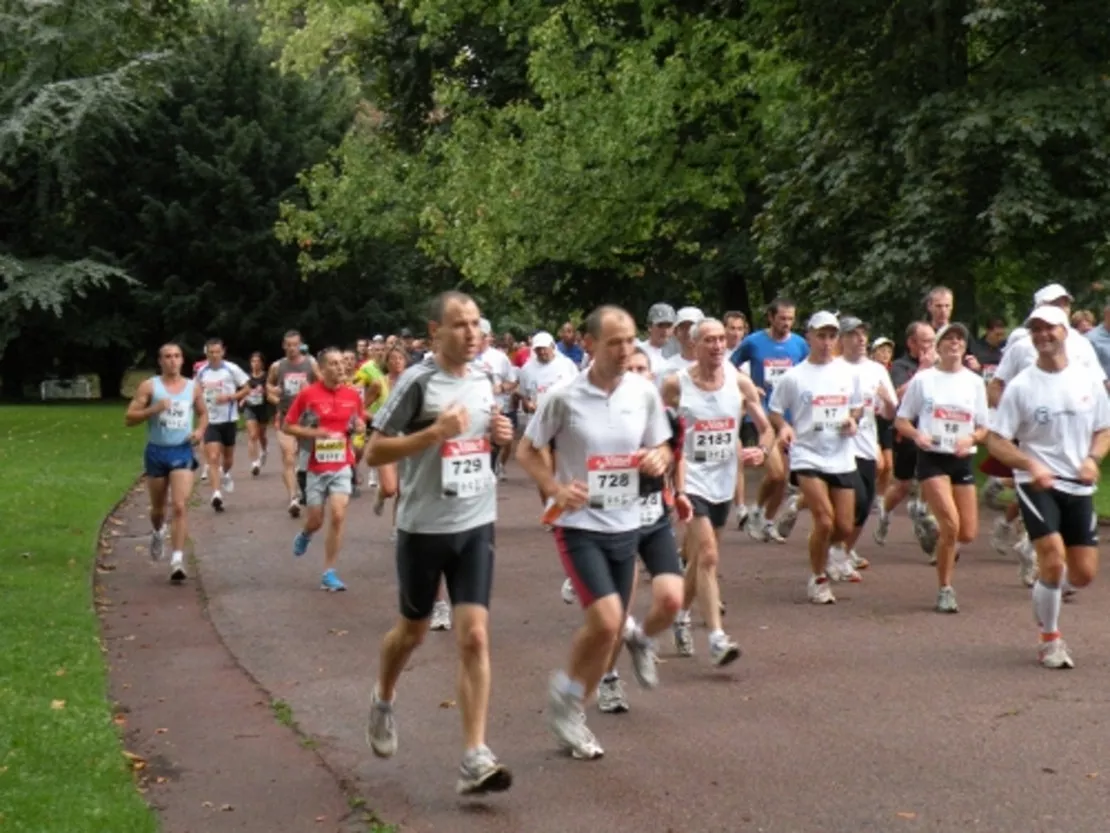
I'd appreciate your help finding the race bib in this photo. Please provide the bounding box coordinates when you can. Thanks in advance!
[202,383,223,415]
[587,453,641,510]
[931,407,973,453]
[283,372,307,396]
[160,400,189,432]
[246,386,264,406]
[640,491,664,526]
[763,357,793,385]
[441,437,492,498]
[812,394,849,433]
[313,436,346,464]
[692,417,736,463]
[982,365,997,384]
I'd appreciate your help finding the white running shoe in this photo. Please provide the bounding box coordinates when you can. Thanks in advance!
[169,554,187,583]
[1015,536,1037,587]
[430,600,452,631]
[597,676,629,714]
[221,472,234,494]
[990,517,1013,554]
[807,574,836,604]
[1038,638,1075,669]
[150,525,167,562]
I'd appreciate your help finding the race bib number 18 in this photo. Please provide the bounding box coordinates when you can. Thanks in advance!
[692,417,736,463]
[931,407,973,452]
[640,492,664,526]
[441,437,492,498]
[587,454,640,510]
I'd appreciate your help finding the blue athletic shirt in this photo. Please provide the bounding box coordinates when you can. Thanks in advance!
[148,377,196,446]
[730,330,809,416]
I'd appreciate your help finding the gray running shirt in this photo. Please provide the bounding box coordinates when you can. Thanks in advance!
[275,358,316,413]
[371,356,497,534]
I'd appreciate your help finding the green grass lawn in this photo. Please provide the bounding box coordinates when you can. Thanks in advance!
[0,404,156,833]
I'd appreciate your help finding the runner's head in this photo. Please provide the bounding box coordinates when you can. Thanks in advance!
[559,321,576,347]
[925,286,953,328]
[584,304,636,381]
[282,329,303,360]
[870,337,893,366]
[691,318,727,369]
[805,311,839,361]
[646,303,676,348]
[356,338,369,360]
[935,322,968,369]
[905,321,935,358]
[158,343,184,377]
[480,318,495,351]
[627,346,652,379]
[838,316,868,361]
[383,344,408,375]
[674,307,704,350]
[249,351,265,375]
[532,331,556,363]
[342,349,358,378]
[982,316,1007,348]
[1032,283,1072,317]
[204,337,225,367]
[427,290,482,368]
[317,347,345,387]
[723,310,748,351]
[1025,305,1069,360]
[767,298,796,339]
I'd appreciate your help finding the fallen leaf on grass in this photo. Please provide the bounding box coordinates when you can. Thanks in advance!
[50,700,66,710]
[55,668,66,677]
[896,812,917,820]
[113,714,127,726]
[439,700,456,709]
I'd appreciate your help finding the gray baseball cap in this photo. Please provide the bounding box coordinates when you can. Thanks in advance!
[647,303,677,325]
[838,315,867,334]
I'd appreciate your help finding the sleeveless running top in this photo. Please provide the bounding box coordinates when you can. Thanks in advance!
[678,369,742,503]
[148,377,195,446]
[245,373,267,407]
[275,358,315,413]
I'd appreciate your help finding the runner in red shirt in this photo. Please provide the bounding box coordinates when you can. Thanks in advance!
[282,347,365,592]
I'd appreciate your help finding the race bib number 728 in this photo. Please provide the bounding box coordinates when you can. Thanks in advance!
[587,454,640,510]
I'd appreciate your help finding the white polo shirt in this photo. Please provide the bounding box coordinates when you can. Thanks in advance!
[525,369,671,533]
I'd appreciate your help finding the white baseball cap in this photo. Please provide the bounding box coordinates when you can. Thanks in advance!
[1024,305,1069,329]
[1033,283,1072,306]
[807,310,839,331]
[675,306,704,327]
[871,337,893,350]
[479,318,492,335]
[531,331,555,349]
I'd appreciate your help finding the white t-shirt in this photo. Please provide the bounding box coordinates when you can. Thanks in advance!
[897,366,989,456]
[992,362,1110,496]
[525,371,672,533]
[196,361,249,424]
[637,340,668,373]
[473,347,515,410]
[995,328,1105,385]
[769,358,860,475]
[845,357,896,461]
[517,354,579,421]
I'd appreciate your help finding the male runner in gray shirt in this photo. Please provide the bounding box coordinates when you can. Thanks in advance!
[364,290,515,798]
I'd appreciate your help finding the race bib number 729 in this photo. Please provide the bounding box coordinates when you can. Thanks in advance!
[441,437,492,498]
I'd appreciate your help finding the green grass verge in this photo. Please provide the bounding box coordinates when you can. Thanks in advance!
[0,404,155,833]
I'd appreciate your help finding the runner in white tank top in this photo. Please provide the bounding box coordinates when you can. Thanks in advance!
[662,318,774,665]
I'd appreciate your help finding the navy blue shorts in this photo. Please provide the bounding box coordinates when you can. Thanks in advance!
[144,443,198,479]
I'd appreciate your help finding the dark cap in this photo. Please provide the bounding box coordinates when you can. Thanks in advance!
[400,328,413,338]
[838,315,867,334]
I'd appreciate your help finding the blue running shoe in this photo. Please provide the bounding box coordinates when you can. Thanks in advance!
[320,569,347,592]
[293,531,312,557]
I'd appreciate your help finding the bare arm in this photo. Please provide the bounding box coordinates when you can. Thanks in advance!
[124,379,159,427]
[660,374,680,410]
[738,375,774,450]
[265,361,282,405]
[893,416,919,443]
[364,422,446,467]
[192,383,209,438]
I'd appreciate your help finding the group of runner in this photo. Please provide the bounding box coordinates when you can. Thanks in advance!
[125,281,1109,796]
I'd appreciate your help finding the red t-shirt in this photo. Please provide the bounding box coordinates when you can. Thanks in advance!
[512,346,531,368]
[284,382,363,473]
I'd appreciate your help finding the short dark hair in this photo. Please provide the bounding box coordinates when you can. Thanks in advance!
[159,342,183,357]
[584,304,630,339]
[317,346,342,362]
[767,297,795,318]
[983,316,1006,331]
[905,321,928,342]
[427,290,474,323]
[283,329,302,341]
[204,337,223,349]
[723,310,748,326]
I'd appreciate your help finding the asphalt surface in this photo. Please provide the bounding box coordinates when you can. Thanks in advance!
[112,459,1110,833]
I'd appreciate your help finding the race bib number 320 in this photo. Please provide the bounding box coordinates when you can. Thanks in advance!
[587,454,640,510]
[441,437,492,498]
[763,358,792,385]
[692,417,736,463]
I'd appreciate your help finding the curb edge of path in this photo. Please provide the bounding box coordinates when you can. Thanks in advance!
[93,476,389,833]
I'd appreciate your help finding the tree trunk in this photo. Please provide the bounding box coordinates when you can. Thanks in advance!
[87,348,132,400]
[0,343,28,401]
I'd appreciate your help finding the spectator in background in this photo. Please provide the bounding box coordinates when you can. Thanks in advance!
[512,334,532,368]
[556,321,584,366]
[1085,301,1110,378]
[1072,309,1095,334]
[971,316,1008,383]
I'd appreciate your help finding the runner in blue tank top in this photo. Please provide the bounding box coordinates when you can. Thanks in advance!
[125,343,207,583]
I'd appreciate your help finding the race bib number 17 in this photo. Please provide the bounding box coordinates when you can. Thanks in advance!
[587,454,640,510]
[812,395,848,433]
[441,437,492,498]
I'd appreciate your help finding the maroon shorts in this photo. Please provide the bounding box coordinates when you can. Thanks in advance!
[979,455,1013,478]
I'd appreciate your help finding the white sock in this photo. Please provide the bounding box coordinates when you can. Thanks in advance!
[708,628,725,647]
[1032,580,1062,635]
[170,550,184,564]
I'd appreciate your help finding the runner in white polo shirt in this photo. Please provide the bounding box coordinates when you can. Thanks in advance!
[768,311,863,605]
[988,305,1110,669]
[196,338,250,512]
[517,305,673,761]
[638,303,676,372]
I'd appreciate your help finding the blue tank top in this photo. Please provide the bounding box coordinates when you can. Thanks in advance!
[148,378,195,446]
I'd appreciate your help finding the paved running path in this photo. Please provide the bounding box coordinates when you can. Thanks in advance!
[185,462,1110,833]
